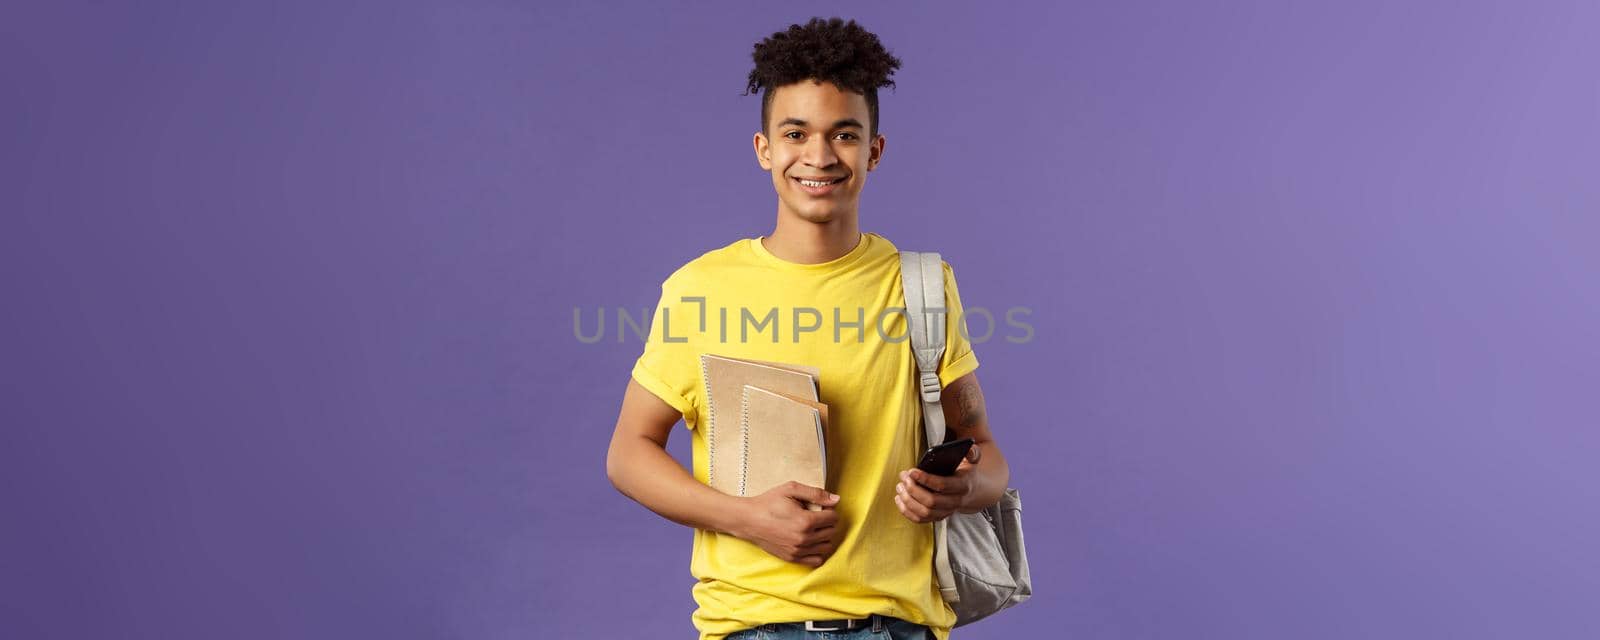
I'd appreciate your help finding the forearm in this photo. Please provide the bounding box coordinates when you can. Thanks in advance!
[607,435,747,535]
[958,439,1010,513]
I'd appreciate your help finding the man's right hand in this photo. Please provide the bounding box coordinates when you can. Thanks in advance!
[732,481,842,568]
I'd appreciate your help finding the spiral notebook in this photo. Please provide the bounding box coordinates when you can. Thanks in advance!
[739,385,829,508]
[698,353,823,495]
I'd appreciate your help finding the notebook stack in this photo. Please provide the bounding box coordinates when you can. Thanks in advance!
[699,354,830,508]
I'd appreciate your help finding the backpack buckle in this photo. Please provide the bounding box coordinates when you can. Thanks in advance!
[919,371,942,402]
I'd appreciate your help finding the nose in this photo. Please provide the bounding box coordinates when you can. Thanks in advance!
[801,133,839,169]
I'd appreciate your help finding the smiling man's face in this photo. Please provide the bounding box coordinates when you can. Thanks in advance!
[754,79,886,225]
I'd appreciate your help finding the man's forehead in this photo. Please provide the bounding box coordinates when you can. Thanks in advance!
[770,81,870,124]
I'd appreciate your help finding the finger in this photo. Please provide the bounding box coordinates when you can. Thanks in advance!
[905,479,962,513]
[966,444,982,464]
[801,524,836,546]
[898,477,938,508]
[906,468,948,494]
[893,494,920,522]
[908,499,951,523]
[807,510,839,530]
[796,536,836,555]
[806,521,838,539]
[782,481,840,507]
[800,525,839,546]
[896,491,931,520]
[954,452,980,475]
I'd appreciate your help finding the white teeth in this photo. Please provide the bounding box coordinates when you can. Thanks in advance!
[798,178,839,187]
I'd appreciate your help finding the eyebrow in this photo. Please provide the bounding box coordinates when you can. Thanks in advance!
[777,117,864,131]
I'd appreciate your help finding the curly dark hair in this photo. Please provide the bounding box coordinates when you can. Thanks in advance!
[744,17,902,139]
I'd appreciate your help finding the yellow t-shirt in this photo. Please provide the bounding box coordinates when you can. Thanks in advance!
[630,232,980,640]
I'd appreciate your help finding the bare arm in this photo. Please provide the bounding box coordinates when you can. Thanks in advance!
[605,378,746,533]
[894,371,1011,521]
[606,378,843,566]
[942,371,1010,512]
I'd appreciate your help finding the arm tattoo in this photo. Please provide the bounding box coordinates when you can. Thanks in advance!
[950,378,987,435]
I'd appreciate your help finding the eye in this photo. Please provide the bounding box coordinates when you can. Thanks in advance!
[836,132,858,140]
[784,131,803,140]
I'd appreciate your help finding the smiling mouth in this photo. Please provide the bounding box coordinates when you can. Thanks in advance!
[794,177,845,187]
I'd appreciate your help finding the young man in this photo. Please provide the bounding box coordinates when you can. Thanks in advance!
[606,17,1010,640]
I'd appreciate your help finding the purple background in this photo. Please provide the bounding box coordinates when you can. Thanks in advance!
[5,1,1598,638]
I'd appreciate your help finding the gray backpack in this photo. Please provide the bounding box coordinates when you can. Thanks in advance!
[899,251,1033,627]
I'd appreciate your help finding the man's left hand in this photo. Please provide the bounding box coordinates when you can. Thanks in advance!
[893,444,982,523]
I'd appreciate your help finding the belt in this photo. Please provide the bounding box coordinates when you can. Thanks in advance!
[801,614,892,632]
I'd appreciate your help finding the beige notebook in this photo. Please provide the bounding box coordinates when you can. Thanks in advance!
[699,353,820,494]
[739,385,830,509]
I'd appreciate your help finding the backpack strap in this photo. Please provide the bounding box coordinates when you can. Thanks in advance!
[898,250,961,604]
[898,251,947,447]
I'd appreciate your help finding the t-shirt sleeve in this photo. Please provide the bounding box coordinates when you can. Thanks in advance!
[630,275,702,429]
[938,259,981,388]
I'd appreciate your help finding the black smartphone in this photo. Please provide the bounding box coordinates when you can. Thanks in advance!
[916,438,975,476]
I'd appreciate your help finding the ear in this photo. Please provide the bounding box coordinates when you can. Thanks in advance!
[868,133,886,171]
[753,131,772,171]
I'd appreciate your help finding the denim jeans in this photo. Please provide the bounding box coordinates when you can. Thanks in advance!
[725,617,934,640]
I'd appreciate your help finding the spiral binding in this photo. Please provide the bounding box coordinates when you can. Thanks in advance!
[738,388,751,497]
[700,355,718,487]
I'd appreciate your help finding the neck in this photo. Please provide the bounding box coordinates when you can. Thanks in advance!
[762,211,862,265]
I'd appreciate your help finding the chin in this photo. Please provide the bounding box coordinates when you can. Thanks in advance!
[792,207,838,224]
